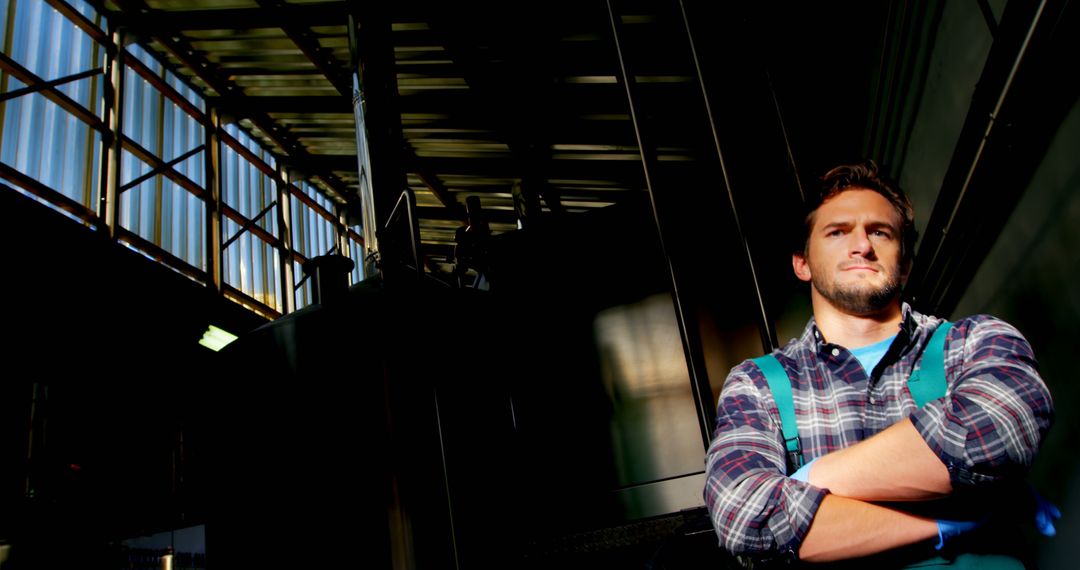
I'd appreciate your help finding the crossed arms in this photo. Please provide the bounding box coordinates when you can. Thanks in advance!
[704,316,1054,562]
[797,420,946,561]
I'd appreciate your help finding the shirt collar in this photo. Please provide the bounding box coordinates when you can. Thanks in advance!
[800,301,919,350]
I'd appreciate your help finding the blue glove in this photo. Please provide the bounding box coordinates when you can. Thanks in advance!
[790,458,816,483]
[936,485,1058,549]
[935,519,981,550]
[1030,486,1061,537]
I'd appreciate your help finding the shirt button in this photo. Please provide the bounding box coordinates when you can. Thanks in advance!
[831,348,840,356]
[869,396,877,404]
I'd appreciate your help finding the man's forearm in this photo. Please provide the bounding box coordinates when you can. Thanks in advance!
[798,494,938,562]
[807,418,951,501]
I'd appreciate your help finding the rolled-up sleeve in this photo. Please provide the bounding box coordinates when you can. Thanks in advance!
[909,315,1054,487]
[704,363,828,557]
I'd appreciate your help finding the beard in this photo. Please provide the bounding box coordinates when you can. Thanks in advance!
[810,260,903,315]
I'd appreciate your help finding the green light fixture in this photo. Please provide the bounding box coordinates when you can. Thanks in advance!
[198,325,238,352]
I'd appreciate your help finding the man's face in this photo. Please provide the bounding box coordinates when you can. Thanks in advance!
[793,189,906,316]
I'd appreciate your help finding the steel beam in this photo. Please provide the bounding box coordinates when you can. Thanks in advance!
[98,25,125,238]
[277,165,296,314]
[679,0,777,354]
[908,0,1079,315]
[607,0,712,449]
[205,108,223,292]
[109,2,348,32]
[106,0,353,200]
[0,52,105,132]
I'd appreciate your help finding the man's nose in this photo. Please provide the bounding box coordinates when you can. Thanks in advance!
[850,229,874,257]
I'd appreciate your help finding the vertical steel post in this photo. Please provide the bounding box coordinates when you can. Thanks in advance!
[349,13,379,278]
[205,108,223,293]
[913,0,1050,312]
[605,0,713,447]
[337,207,351,277]
[678,0,779,353]
[277,165,296,314]
[98,25,125,238]
[24,382,45,498]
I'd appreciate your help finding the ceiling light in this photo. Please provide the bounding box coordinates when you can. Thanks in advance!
[199,325,238,352]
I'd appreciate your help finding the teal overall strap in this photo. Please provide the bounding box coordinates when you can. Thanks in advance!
[752,355,803,473]
[907,321,953,407]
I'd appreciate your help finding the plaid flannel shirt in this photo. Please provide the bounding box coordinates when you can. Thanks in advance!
[704,304,1053,558]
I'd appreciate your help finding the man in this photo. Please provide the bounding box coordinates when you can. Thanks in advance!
[704,160,1055,566]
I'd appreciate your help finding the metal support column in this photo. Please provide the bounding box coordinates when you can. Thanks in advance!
[337,207,351,275]
[678,0,778,353]
[24,381,46,499]
[351,6,409,274]
[908,0,1076,315]
[205,108,223,293]
[348,12,380,278]
[98,25,125,238]
[605,0,713,447]
[277,165,296,314]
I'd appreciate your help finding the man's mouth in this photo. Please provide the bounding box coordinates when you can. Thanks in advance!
[841,263,879,272]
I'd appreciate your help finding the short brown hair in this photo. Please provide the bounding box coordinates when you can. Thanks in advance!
[802,160,917,266]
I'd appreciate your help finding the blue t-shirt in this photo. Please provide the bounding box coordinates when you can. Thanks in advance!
[851,334,897,375]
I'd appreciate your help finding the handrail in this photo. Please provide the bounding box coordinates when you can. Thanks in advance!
[384,187,423,281]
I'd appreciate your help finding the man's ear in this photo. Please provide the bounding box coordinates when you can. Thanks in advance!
[792,252,812,282]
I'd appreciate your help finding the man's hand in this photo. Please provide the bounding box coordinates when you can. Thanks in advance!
[1030,486,1061,537]
[935,518,982,550]
[933,486,1059,550]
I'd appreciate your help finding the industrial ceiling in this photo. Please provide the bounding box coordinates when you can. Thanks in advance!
[96,0,908,279]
